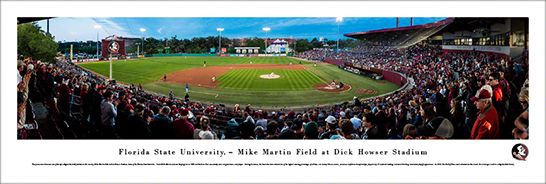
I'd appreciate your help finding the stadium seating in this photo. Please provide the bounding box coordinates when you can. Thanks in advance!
[16,42,528,140]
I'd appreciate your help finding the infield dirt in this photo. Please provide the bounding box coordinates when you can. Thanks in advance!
[164,64,306,88]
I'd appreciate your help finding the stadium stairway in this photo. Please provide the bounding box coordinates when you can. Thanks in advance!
[31,101,79,139]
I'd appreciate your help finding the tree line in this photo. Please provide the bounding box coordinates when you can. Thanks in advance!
[58,36,365,55]
[18,22,365,63]
[17,23,58,63]
[137,36,364,54]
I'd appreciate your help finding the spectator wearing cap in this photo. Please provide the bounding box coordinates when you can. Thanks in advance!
[122,104,149,139]
[303,121,319,139]
[339,111,348,120]
[150,106,174,139]
[173,108,195,139]
[224,118,241,139]
[100,91,118,138]
[470,87,500,139]
[319,115,338,139]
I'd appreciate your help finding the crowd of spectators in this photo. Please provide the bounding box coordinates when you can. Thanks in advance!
[17,42,528,140]
[296,43,528,140]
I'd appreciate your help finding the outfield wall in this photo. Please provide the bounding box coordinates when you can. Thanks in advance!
[323,58,345,66]
[382,70,406,86]
[149,53,217,57]
[327,57,407,87]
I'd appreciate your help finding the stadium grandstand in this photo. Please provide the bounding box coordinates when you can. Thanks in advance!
[345,18,454,47]
[17,17,528,140]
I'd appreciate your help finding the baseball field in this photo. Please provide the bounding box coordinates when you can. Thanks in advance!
[78,56,400,108]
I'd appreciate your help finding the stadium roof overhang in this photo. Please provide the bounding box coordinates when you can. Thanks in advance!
[17,17,54,24]
[437,17,528,35]
[344,18,455,41]
[435,17,513,34]
[344,18,519,44]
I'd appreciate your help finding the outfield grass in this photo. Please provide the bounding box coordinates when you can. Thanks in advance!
[79,56,400,108]
[79,56,302,84]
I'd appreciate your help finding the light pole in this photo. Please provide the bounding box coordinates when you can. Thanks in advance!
[290,36,295,55]
[136,43,139,57]
[139,28,146,56]
[335,17,343,52]
[216,28,224,54]
[262,27,270,54]
[94,25,101,61]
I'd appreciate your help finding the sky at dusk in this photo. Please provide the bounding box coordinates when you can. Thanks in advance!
[36,17,446,42]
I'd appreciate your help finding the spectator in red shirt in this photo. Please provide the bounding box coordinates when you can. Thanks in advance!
[487,72,510,138]
[470,87,500,139]
[173,108,195,139]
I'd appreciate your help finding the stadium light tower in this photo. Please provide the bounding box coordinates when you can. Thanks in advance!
[94,25,102,61]
[262,27,271,54]
[335,17,343,52]
[139,28,146,56]
[216,28,224,54]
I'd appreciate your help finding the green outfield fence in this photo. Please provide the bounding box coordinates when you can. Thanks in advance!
[147,53,217,57]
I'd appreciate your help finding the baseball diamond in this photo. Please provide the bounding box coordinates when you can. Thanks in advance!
[79,56,399,108]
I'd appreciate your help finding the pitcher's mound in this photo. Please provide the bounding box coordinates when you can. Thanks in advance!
[260,72,281,79]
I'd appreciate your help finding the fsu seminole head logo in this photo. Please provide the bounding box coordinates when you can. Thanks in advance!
[109,41,119,54]
[512,143,528,161]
